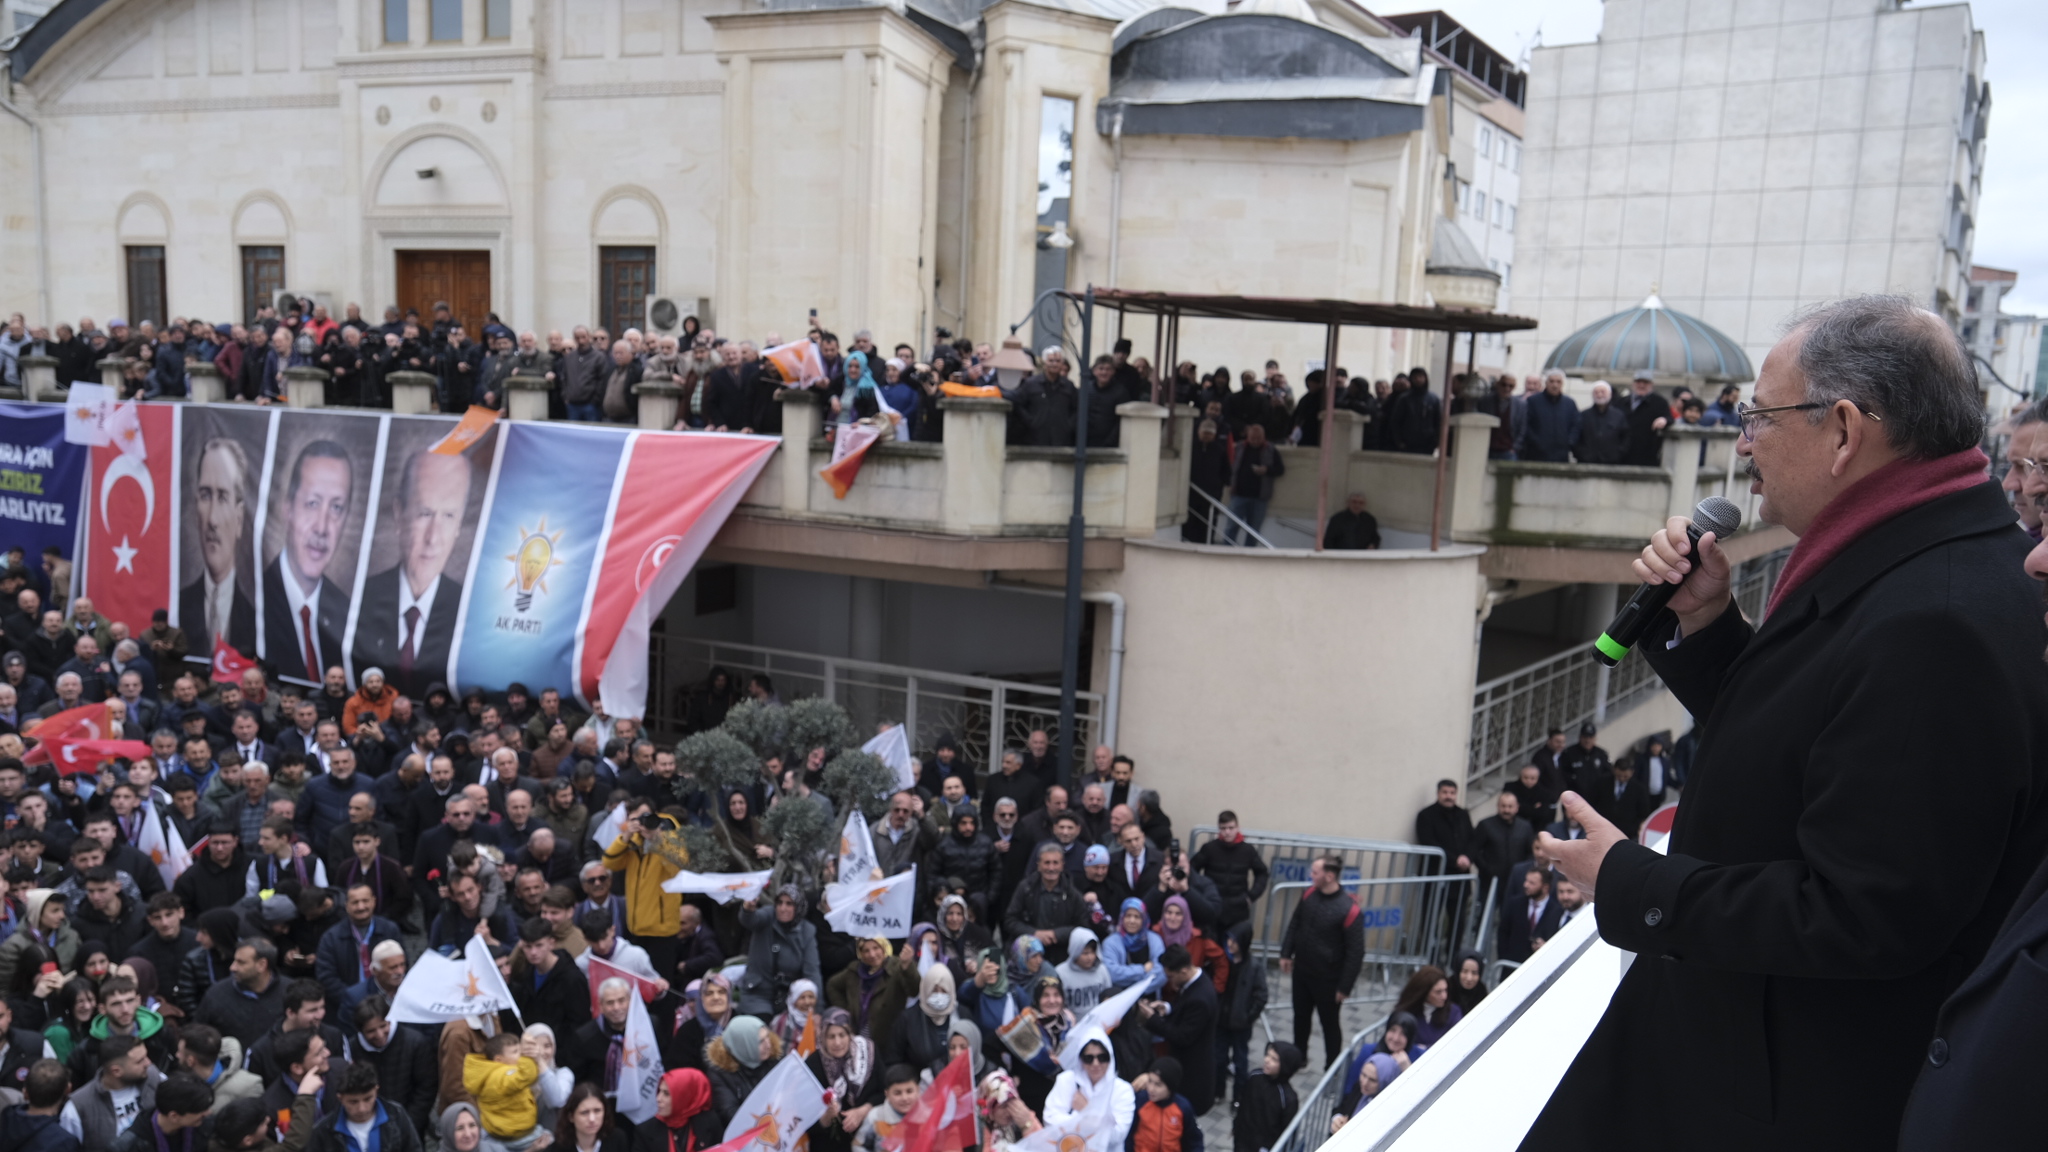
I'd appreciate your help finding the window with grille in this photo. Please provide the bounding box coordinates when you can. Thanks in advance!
[125,246,167,329]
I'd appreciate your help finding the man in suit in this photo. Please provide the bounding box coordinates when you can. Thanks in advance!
[352,450,471,700]
[276,699,321,762]
[1530,297,2048,1150]
[1468,790,1533,909]
[262,440,355,687]
[179,437,259,658]
[1107,821,1160,907]
[1498,866,1561,964]
[227,708,273,770]
[1588,758,1654,841]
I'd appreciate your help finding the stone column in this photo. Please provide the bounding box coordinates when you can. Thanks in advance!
[186,361,225,404]
[386,371,438,415]
[507,372,552,421]
[17,356,60,402]
[635,380,681,431]
[1659,425,1734,521]
[98,358,126,392]
[1448,413,1499,539]
[778,389,823,516]
[283,366,329,408]
[938,396,1010,534]
[1116,401,1168,538]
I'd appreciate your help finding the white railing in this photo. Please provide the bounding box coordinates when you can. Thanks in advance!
[644,633,1104,774]
[1467,547,1790,793]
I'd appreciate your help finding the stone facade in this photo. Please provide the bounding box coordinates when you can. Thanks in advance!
[1515,0,1989,372]
[0,0,1539,383]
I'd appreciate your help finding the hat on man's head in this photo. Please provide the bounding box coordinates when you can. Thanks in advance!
[1084,845,1110,867]
[1633,369,1655,382]
[2,652,22,668]
[152,609,168,623]
[1579,723,1598,738]
[260,894,297,923]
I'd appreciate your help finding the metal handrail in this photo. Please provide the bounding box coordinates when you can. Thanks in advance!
[1271,1014,1391,1152]
[1188,483,1278,548]
[1470,876,1499,961]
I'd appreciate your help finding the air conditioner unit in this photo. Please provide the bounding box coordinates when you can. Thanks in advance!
[645,296,711,337]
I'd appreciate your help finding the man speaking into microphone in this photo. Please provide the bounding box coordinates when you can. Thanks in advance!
[1524,295,2048,1151]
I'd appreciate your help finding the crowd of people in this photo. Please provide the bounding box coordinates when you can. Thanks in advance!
[0,572,1444,1152]
[1474,367,1739,465]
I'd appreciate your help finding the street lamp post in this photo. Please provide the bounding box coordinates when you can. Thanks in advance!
[1054,286,1095,790]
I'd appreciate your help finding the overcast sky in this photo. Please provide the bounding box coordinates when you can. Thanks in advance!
[1415,0,2046,316]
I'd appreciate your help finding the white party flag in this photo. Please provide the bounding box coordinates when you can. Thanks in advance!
[62,383,113,446]
[591,801,627,848]
[615,979,666,1123]
[862,724,915,792]
[133,805,190,888]
[386,935,522,1024]
[837,808,878,883]
[722,1052,832,1152]
[823,867,916,938]
[661,868,773,905]
[1073,977,1150,1041]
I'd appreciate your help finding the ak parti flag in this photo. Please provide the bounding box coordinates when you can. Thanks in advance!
[764,340,827,386]
[211,636,256,684]
[820,421,886,499]
[134,806,191,888]
[431,406,501,455]
[586,953,665,1016]
[723,1053,831,1152]
[892,1052,978,1152]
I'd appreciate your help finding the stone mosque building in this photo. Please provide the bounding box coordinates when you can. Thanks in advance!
[0,0,1530,378]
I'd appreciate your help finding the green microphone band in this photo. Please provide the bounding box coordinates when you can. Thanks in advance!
[1594,633,1630,662]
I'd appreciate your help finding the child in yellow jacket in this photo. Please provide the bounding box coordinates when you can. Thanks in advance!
[463,1033,545,1151]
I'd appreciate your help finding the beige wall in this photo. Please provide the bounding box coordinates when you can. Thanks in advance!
[1104,538,1485,844]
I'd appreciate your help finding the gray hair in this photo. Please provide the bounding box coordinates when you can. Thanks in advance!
[1543,369,1567,384]
[1788,295,1982,460]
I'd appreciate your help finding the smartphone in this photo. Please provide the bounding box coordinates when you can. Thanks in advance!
[809,308,819,320]
[38,962,56,976]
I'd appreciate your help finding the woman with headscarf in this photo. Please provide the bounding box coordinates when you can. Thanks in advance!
[825,937,918,1044]
[440,1103,486,1152]
[113,957,163,1014]
[885,965,956,1075]
[668,973,732,1073]
[771,979,820,1049]
[1392,966,1462,1046]
[1043,1029,1135,1148]
[1054,928,1113,1015]
[1342,1013,1425,1097]
[1006,974,1072,1114]
[976,1069,1040,1152]
[705,1016,782,1129]
[1233,1041,1304,1152]
[554,1084,629,1152]
[634,1068,723,1152]
[1099,899,1164,993]
[1005,937,1048,1010]
[519,1023,576,1131]
[1446,951,1488,1016]
[930,1018,985,1087]
[737,885,821,1017]
[931,896,992,987]
[719,791,770,865]
[805,1008,880,1152]
[1334,1053,1396,1124]
[1153,895,1228,994]
[834,351,872,425]
[956,947,1010,1049]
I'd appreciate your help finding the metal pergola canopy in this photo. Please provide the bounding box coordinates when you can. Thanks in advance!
[1085,289,1539,334]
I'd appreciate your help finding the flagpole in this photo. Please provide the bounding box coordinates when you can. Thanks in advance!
[1055,286,1094,793]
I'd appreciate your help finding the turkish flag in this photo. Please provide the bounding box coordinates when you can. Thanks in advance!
[211,637,255,684]
[20,703,146,774]
[83,403,176,636]
[586,953,664,1016]
[893,1053,978,1152]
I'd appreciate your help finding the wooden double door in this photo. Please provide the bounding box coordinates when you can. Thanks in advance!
[395,250,491,336]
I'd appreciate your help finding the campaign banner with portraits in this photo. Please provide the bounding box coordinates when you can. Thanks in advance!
[68,403,775,718]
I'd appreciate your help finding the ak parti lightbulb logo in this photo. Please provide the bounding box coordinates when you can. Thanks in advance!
[505,515,565,612]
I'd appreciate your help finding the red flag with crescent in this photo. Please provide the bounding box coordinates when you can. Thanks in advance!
[21,703,148,773]
[82,403,175,636]
[211,636,256,684]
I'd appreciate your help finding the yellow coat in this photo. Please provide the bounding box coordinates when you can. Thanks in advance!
[463,1054,541,1138]
[602,819,687,936]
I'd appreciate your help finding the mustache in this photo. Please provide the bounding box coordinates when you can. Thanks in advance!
[1744,457,1763,483]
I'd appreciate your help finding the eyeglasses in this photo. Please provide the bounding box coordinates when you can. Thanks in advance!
[581,875,609,886]
[1079,1051,1110,1065]
[2010,457,2048,478]
[1735,401,1881,441]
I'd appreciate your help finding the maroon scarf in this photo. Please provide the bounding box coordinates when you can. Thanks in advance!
[1765,447,1990,618]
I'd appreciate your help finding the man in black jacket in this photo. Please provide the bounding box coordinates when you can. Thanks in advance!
[350,996,439,1138]
[1279,856,1363,1070]
[1619,370,1671,466]
[1586,759,1653,842]
[1530,296,2048,1151]
[1497,866,1562,963]
[1015,351,1077,448]
[513,917,591,1041]
[1224,424,1284,546]
[1002,843,1088,964]
[437,325,483,412]
[1468,791,1533,908]
[1557,723,1612,797]
[1140,944,1219,1114]
[305,1062,422,1152]
[1189,811,1268,929]
[1413,780,1473,875]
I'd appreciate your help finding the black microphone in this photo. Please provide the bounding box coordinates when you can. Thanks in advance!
[1593,496,1743,667]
